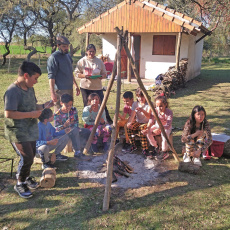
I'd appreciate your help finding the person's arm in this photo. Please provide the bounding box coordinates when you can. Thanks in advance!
[70,108,79,128]
[47,55,59,102]
[127,110,136,128]
[119,112,127,120]
[5,110,41,119]
[49,79,57,102]
[200,121,212,152]
[163,109,173,129]
[82,106,94,125]
[147,114,155,129]
[181,121,192,143]
[73,75,80,96]
[100,60,107,79]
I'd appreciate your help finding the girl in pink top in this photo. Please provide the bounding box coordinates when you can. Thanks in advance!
[144,95,173,160]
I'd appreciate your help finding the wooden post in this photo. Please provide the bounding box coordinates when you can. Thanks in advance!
[176,28,182,71]
[86,33,90,49]
[115,27,180,162]
[83,54,118,155]
[127,32,132,82]
[103,30,122,212]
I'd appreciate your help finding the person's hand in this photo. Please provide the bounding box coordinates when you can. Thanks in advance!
[75,87,80,96]
[90,104,97,111]
[141,129,148,135]
[85,75,91,79]
[152,128,161,135]
[127,122,133,129]
[31,110,42,118]
[193,130,204,139]
[64,119,71,127]
[65,127,71,133]
[51,92,57,103]
[44,100,54,109]
[135,107,143,113]
[47,139,58,145]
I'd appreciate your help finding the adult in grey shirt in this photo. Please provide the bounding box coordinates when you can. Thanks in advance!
[47,35,80,109]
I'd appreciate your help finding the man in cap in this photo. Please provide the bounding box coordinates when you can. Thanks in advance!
[47,35,80,110]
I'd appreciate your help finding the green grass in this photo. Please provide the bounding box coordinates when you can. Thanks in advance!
[0,57,230,229]
[0,45,52,56]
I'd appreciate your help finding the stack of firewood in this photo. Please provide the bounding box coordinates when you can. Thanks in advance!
[152,58,188,97]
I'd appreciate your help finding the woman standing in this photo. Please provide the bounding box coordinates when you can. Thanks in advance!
[74,44,112,123]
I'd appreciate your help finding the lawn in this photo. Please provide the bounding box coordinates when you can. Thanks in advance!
[0,45,52,56]
[0,57,230,229]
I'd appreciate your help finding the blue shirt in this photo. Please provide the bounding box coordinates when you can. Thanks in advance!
[36,122,65,148]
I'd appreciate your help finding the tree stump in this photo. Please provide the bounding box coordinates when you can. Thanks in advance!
[223,140,230,157]
[178,162,201,174]
[40,168,56,188]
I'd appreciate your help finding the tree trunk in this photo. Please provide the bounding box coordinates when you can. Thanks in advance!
[2,43,10,66]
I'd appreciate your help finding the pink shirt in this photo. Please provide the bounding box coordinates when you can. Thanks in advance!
[150,108,173,130]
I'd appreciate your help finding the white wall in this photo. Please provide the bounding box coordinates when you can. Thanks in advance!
[186,34,203,81]
[101,34,117,61]
[101,32,203,81]
[141,33,178,79]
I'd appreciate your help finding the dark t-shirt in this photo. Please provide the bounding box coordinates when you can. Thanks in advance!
[4,83,39,142]
[47,50,73,90]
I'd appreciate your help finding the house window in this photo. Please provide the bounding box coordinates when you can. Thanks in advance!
[152,35,176,55]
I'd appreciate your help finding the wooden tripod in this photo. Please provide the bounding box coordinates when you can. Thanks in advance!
[82,27,180,211]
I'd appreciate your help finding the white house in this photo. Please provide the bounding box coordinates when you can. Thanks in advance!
[77,0,210,81]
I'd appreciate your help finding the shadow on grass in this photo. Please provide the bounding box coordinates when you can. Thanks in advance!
[1,150,230,229]
[171,69,230,100]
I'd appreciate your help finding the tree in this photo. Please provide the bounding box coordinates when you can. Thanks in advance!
[0,6,18,65]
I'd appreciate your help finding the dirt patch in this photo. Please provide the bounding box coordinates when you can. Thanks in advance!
[76,145,168,189]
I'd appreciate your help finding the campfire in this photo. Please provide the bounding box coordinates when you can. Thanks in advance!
[76,152,159,189]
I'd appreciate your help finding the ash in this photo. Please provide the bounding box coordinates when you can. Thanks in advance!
[76,151,159,189]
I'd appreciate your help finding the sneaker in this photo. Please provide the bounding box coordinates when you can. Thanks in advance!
[91,144,98,153]
[74,150,81,158]
[56,154,68,161]
[202,152,211,160]
[26,176,39,189]
[193,157,202,166]
[42,162,55,170]
[14,184,33,198]
[142,149,151,158]
[183,153,191,163]
[122,143,131,152]
[156,151,170,160]
[126,145,137,153]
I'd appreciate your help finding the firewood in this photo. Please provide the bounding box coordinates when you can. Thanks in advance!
[40,168,56,188]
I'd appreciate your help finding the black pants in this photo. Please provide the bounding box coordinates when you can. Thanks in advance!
[11,141,36,182]
[80,88,112,122]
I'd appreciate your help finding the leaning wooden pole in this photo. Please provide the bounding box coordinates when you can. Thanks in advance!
[103,31,122,212]
[176,27,182,71]
[116,28,180,162]
[83,54,117,155]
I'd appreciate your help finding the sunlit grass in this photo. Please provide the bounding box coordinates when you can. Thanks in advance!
[0,57,230,229]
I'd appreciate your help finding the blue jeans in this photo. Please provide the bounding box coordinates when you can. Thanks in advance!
[68,127,90,152]
[37,134,69,163]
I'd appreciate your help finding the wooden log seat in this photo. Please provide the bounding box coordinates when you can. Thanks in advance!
[40,168,56,188]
